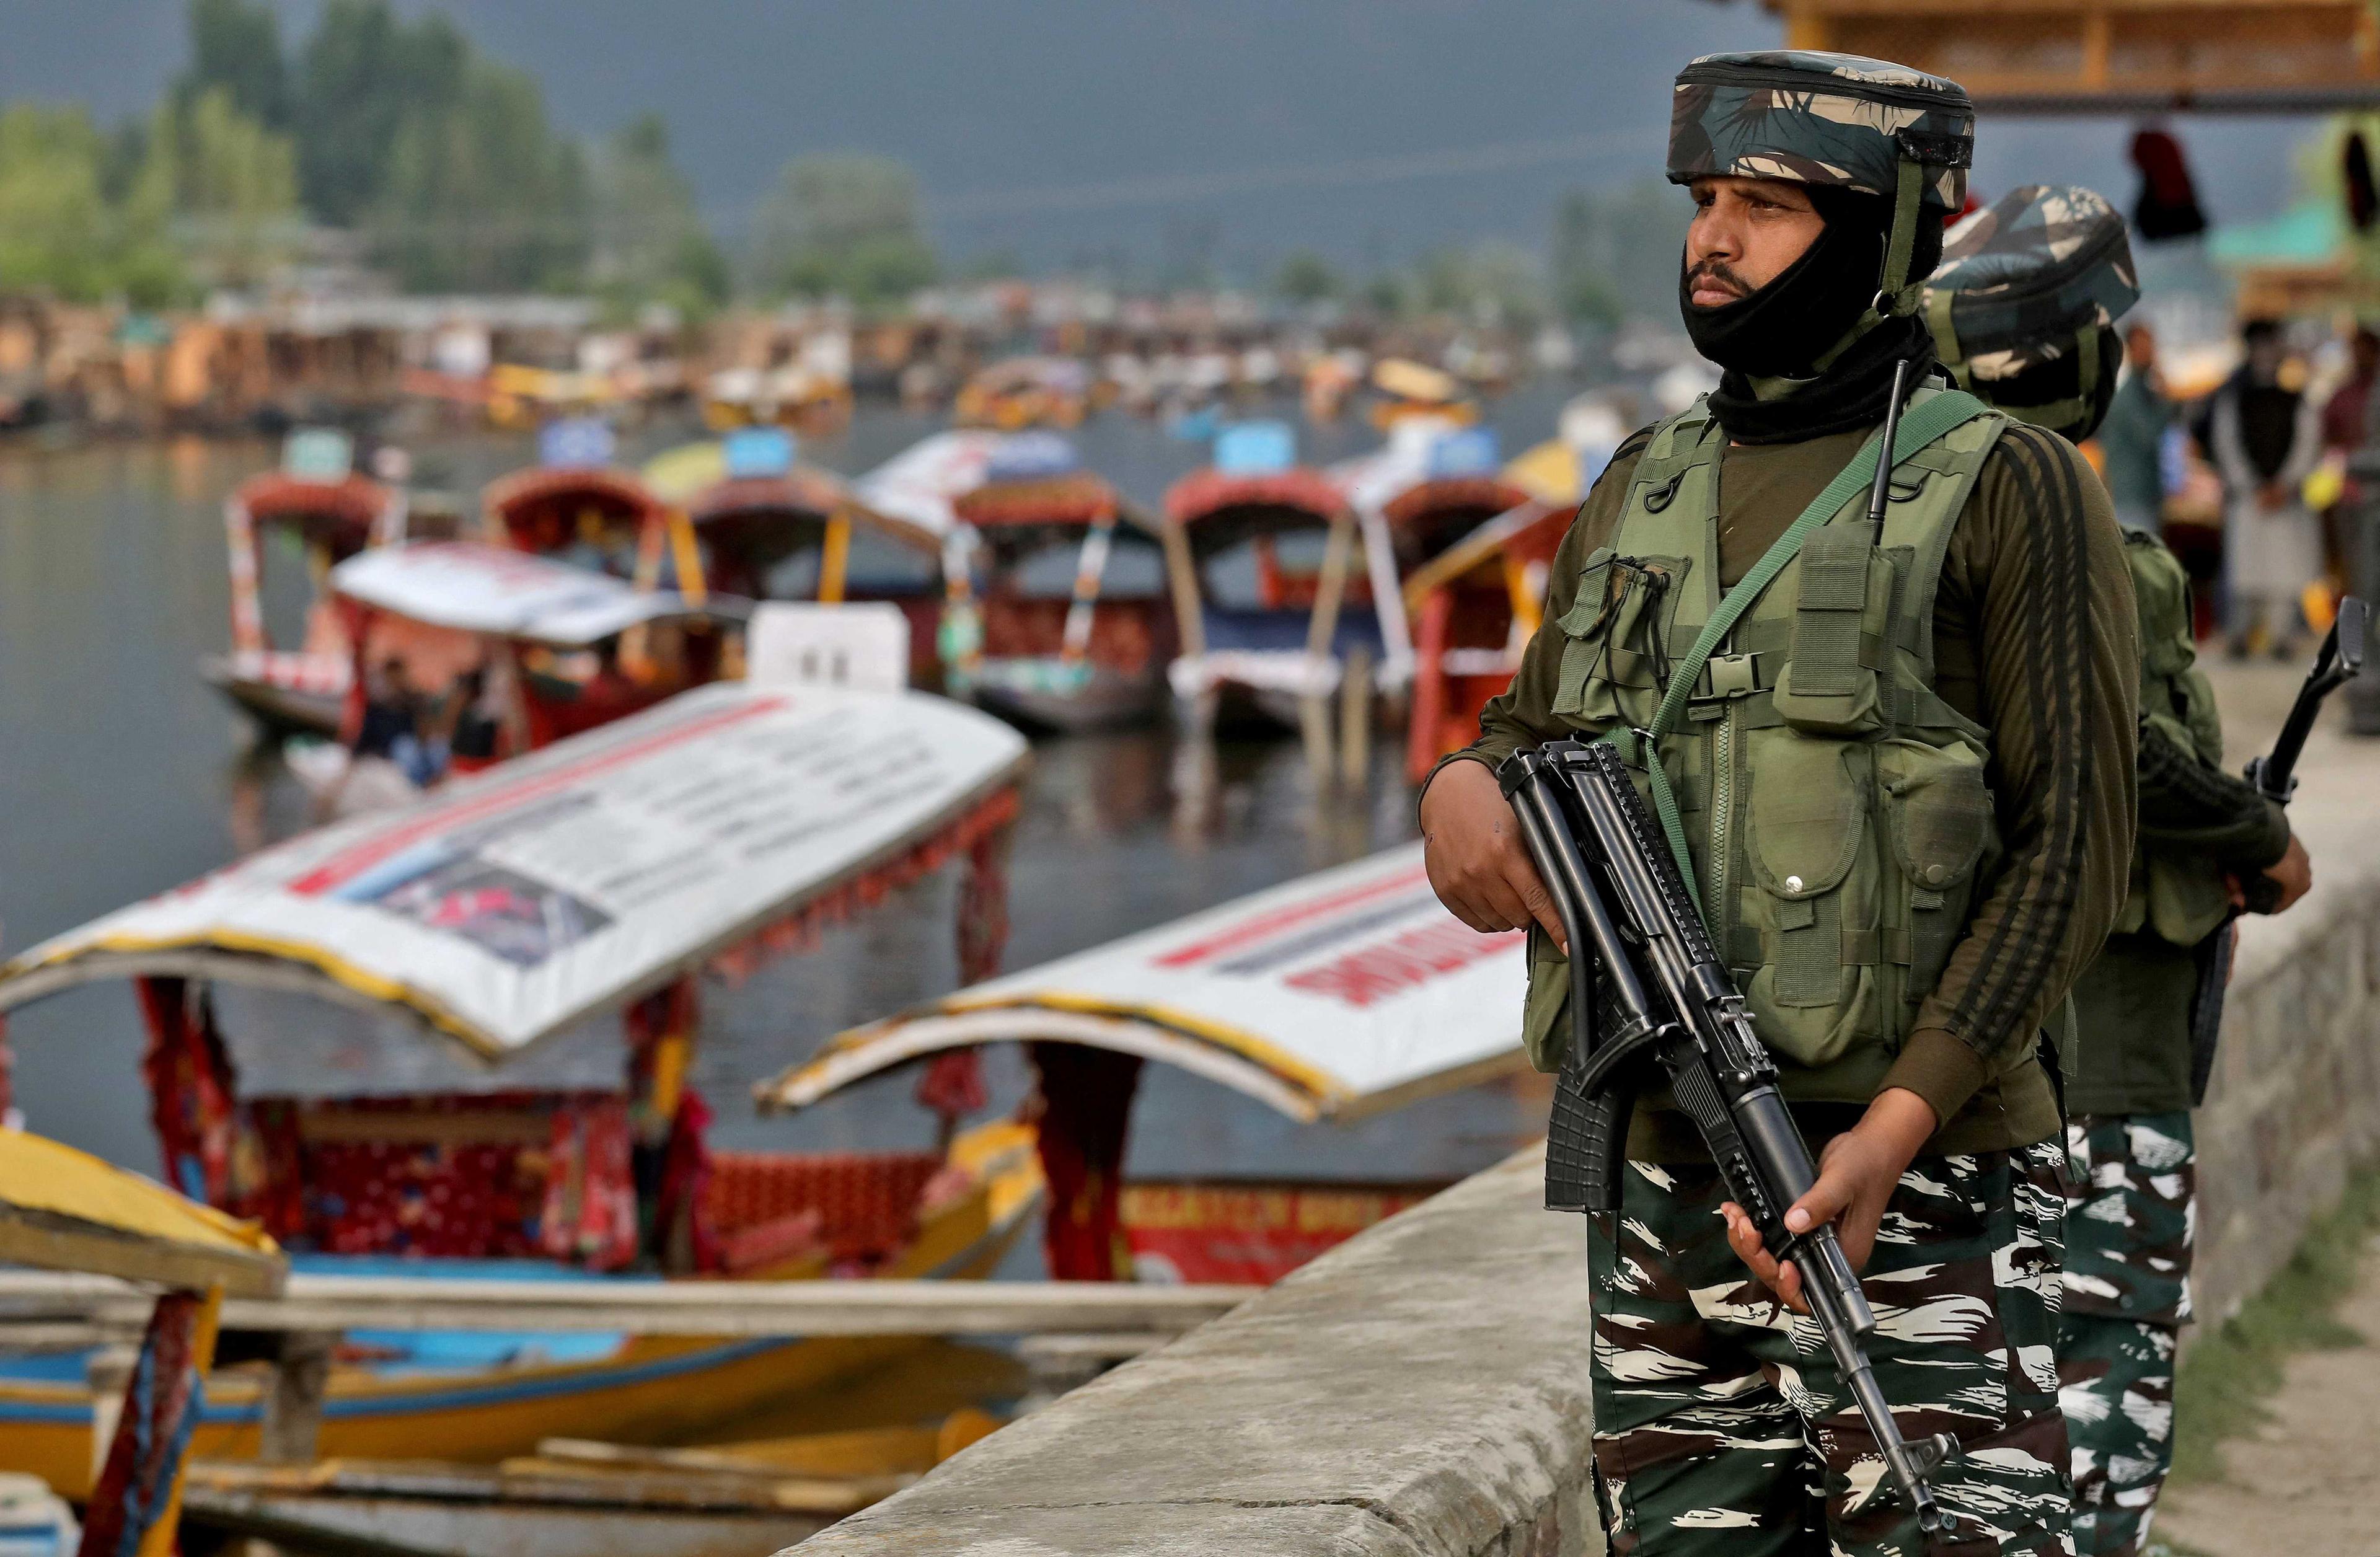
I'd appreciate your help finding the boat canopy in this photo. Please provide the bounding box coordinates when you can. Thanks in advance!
[1162,467,1348,554]
[0,684,1031,1063]
[231,470,402,553]
[329,540,722,645]
[762,843,1525,1123]
[482,464,665,537]
[0,1129,286,1297]
[852,431,1011,540]
[954,470,1158,539]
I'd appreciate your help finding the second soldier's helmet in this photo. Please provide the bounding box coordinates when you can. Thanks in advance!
[1924,183,2140,441]
[1668,51,1975,320]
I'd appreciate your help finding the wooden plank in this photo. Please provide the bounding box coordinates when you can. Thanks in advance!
[0,1271,1256,1338]
[260,1331,337,1464]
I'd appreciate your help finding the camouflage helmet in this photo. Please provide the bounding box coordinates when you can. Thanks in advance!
[1925,183,2139,438]
[1670,51,1975,317]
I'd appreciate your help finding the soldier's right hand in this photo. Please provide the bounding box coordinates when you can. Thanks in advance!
[1420,758,1567,949]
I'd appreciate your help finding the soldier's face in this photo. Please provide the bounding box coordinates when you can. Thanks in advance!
[1683,177,1825,309]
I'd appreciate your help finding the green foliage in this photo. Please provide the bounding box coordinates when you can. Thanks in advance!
[1273,249,1343,304]
[753,153,937,306]
[177,0,289,130]
[591,115,727,318]
[294,0,467,226]
[152,89,301,286]
[368,57,590,293]
[1553,180,1691,328]
[0,105,182,304]
[1417,242,1547,329]
[2170,1160,2380,1484]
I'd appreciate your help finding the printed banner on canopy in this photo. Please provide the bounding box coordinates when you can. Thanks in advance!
[1,685,1028,1060]
[770,843,1527,1119]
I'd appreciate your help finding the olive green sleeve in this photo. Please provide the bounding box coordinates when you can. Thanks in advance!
[2137,721,2293,872]
[1416,439,1651,806]
[1883,423,2141,1125]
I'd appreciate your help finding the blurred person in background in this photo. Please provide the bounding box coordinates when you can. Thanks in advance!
[2210,319,2322,658]
[2100,322,2174,535]
[2317,325,2380,578]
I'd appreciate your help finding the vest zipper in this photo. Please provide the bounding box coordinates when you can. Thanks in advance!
[1708,686,1737,930]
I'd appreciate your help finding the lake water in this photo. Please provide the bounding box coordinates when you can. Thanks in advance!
[0,388,1575,1253]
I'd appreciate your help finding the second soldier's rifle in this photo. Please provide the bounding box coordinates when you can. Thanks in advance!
[1499,737,1960,1537]
[2188,596,2366,1102]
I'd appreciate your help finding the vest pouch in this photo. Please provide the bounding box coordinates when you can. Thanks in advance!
[1768,527,1896,738]
[1740,728,1880,1066]
[1551,552,1690,730]
[1875,737,1996,1005]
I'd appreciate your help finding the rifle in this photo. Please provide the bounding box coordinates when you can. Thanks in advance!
[1499,737,1960,1537]
[2188,596,2366,1101]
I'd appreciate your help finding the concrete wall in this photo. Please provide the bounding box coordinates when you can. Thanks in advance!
[2187,775,2380,1334]
[785,1148,1606,1557]
[787,674,2380,1554]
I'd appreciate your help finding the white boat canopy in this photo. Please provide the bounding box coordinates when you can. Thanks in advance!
[763,843,1526,1123]
[0,685,1031,1064]
[330,539,721,645]
[850,431,1011,540]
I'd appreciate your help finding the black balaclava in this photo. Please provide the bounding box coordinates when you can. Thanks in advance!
[1686,185,1946,444]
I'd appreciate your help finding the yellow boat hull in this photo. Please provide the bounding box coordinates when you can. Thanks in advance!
[2,1124,1041,1499]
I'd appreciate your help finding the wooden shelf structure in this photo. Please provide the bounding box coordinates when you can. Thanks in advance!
[1763,1,2380,113]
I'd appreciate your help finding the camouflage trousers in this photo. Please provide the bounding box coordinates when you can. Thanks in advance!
[2056,1111,2194,1557]
[1585,1144,2073,1556]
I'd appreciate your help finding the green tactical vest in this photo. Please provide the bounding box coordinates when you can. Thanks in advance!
[1523,389,2016,1106]
[2117,528,2233,946]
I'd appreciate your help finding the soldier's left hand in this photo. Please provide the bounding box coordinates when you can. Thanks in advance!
[1718,1087,1937,1314]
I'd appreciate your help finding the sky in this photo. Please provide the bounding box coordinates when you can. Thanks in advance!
[0,0,2318,276]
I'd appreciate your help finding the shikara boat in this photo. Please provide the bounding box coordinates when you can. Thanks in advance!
[0,684,1038,1497]
[945,434,1175,731]
[1399,436,1580,783]
[205,430,407,738]
[764,843,1528,1284]
[953,358,1091,431]
[646,429,958,688]
[1161,422,1386,732]
[306,539,736,805]
[0,1127,289,1550]
[483,418,670,582]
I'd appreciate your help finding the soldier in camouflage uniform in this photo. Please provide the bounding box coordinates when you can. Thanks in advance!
[1926,185,2315,1556]
[1424,53,2142,1555]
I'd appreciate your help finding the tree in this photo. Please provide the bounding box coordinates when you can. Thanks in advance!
[1273,249,1343,304]
[752,153,936,306]
[294,0,467,226]
[151,88,301,288]
[590,114,728,315]
[0,105,182,305]
[1551,181,1691,329]
[369,57,589,292]
[175,0,289,130]
[1417,242,1548,329]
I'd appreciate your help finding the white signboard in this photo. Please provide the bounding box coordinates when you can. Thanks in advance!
[332,540,704,644]
[1,686,1029,1061]
[769,844,1525,1121]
